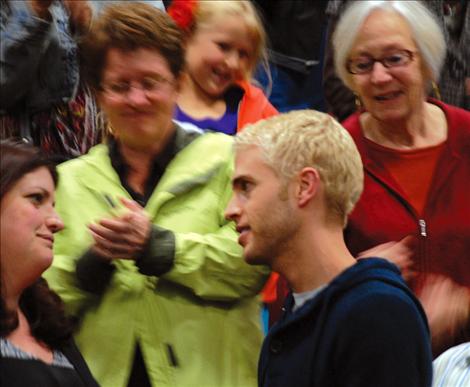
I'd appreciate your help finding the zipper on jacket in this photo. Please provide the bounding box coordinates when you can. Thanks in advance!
[418,219,427,237]
[165,343,179,367]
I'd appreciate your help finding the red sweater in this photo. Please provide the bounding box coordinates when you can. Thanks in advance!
[343,100,470,348]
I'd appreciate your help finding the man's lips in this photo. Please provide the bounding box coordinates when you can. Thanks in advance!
[236,226,250,246]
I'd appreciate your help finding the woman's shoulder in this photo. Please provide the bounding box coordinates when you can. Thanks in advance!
[183,131,233,156]
[57,144,109,171]
[340,111,362,136]
[59,339,100,386]
[430,98,470,125]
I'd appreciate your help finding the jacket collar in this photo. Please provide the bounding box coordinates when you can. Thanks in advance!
[345,99,467,213]
[71,125,228,213]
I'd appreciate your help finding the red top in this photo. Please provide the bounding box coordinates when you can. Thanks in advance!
[343,100,470,353]
[365,139,445,216]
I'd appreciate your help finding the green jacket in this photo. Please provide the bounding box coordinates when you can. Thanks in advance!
[44,129,269,387]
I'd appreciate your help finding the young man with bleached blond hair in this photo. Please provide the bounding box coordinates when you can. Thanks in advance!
[225,110,433,387]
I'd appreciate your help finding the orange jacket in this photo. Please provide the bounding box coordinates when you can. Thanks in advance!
[237,80,278,131]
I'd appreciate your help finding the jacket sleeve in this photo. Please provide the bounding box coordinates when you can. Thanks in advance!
[45,149,270,314]
[138,158,270,301]
[43,162,107,317]
[0,1,53,109]
[332,291,433,387]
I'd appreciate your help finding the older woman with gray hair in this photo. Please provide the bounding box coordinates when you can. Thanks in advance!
[333,0,470,357]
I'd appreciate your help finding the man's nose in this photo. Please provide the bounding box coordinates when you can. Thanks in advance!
[225,195,241,222]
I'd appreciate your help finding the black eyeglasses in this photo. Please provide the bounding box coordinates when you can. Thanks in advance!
[347,49,415,75]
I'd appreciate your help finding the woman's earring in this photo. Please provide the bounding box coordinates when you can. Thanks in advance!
[96,111,113,141]
[355,94,363,110]
[431,81,441,100]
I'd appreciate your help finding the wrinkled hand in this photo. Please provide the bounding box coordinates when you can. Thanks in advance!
[89,198,152,261]
[63,0,93,34]
[418,274,470,354]
[357,235,416,279]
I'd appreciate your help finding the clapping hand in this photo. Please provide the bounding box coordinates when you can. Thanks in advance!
[357,235,416,279]
[418,274,470,354]
[89,198,152,261]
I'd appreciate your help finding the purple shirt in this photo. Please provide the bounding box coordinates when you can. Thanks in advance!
[174,87,243,135]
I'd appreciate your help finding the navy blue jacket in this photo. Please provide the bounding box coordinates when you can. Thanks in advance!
[259,258,433,387]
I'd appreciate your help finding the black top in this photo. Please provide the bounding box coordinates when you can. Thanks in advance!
[0,338,99,387]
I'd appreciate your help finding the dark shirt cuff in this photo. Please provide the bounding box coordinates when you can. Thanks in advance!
[136,225,175,276]
[75,249,115,294]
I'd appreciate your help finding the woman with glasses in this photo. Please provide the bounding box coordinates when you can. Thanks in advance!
[333,0,470,357]
[43,3,269,387]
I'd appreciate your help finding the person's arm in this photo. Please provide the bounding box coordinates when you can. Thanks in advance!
[45,145,269,317]
[356,235,416,280]
[83,164,269,301]
[418,274,470,355]
[333,289,433,386]
[0,1,54,109]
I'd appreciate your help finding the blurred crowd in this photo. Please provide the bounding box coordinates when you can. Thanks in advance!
[1,1,469,387]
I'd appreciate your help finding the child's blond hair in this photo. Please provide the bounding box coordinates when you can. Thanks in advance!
[169,0,268,79]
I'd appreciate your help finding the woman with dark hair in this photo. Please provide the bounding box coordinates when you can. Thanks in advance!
[0,140,98,386]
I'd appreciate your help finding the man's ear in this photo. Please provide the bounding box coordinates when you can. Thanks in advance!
[296,167,321,207]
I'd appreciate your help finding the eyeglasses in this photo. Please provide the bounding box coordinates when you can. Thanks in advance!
[347,50,415,75]
[101,75,174,98]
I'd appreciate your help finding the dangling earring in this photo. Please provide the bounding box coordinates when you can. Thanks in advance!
[96,111,113,142]
[106,122,116,137]
[355,94,363,110]
[100,113,116,142]
[431,81,441,100]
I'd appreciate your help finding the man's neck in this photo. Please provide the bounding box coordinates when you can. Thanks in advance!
[274,226,356,293]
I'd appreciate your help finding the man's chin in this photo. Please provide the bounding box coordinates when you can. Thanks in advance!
[243,251,270,266]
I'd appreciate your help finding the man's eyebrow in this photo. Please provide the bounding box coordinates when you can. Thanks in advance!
[232,175,253,186]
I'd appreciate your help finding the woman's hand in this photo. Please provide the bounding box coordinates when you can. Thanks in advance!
[88,198,152,261]
[418,274,470,354]
[356,235,416,279]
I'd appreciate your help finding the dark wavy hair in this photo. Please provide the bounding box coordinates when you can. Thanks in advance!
[0,139,73,348]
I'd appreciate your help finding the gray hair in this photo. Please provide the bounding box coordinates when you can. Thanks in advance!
[234,110,364,227]
[333,0,446,90]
